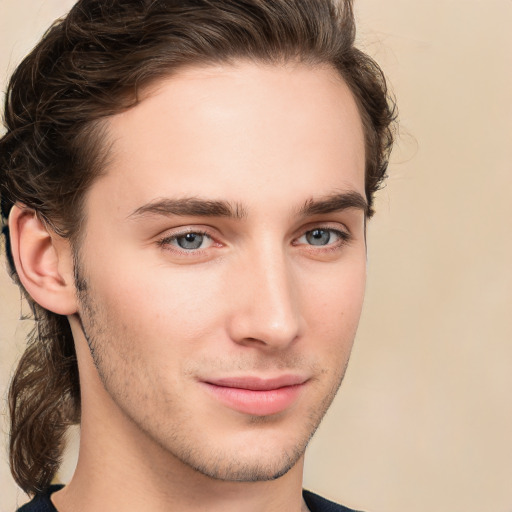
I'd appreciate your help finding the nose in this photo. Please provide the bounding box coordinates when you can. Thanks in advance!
[225,245,302,350]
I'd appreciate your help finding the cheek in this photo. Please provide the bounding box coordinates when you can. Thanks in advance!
[300,256,366,353]
[302,254,366,318]
[90,257,225,353]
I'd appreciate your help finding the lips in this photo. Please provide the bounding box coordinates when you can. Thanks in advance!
[200,375,308,416]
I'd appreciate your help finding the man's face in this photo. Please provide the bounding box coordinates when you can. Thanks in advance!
[72,62,367,481]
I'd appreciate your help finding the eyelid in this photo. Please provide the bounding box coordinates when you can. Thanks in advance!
[156,224,218,240]
[295,220,351,237]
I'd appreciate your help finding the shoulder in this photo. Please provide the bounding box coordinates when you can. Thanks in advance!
[303,489,366,512]
[16,485,63,512]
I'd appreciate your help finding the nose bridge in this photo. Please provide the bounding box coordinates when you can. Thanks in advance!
[228,239,301,348]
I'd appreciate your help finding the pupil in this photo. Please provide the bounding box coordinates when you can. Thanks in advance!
[306,229,330,246]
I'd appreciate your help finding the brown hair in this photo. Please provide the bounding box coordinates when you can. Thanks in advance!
[0,0,396,495]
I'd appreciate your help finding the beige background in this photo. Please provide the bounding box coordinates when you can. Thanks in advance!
[1,0,511,511]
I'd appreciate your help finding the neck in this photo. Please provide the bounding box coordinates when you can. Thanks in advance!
[54,419,306,512]
[52,336,308,512]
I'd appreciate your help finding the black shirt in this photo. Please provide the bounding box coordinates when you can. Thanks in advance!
[17,485,363,512]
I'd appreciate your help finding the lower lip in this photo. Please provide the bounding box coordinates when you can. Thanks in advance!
[202,382,304,416]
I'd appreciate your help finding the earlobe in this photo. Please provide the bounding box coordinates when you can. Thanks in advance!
[9,205,78,315]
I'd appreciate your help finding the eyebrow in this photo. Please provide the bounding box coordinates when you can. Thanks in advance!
[299,191,368,217]
[129,191,367,221]
[129,197,247,220]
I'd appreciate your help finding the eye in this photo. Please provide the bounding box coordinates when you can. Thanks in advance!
[295,228,349,247]
[159,231,214,251]
[175,232,208,250]
[306,229,332,246]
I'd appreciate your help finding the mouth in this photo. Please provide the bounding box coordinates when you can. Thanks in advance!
[200,375,308,416]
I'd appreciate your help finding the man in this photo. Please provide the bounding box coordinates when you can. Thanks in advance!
[0,0,395,511]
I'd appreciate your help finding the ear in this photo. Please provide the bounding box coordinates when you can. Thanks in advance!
[8,204,78,315]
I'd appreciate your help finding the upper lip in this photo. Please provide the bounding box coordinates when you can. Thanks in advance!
[203,375,308,391]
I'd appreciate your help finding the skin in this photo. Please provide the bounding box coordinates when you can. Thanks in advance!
[15,61,367,512]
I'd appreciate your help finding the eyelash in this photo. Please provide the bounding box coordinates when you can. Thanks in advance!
[156,226,352,256]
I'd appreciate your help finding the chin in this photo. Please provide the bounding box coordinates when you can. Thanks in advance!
[180,445,304,482]
[153,418,315,483]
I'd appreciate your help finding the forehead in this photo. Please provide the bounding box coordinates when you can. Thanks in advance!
[91,61,365,215]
